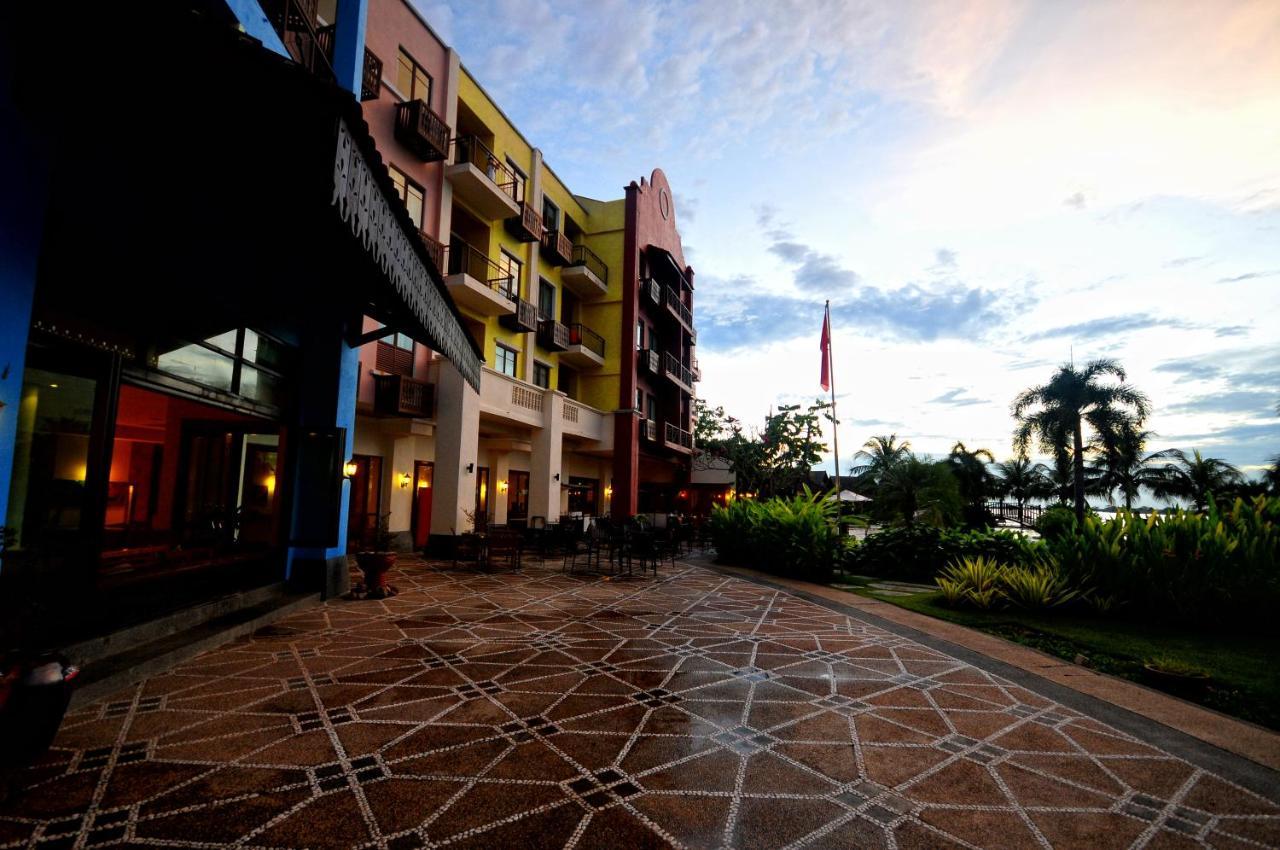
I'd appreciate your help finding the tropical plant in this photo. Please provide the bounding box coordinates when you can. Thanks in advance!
[849,434,912,489]
[1090,423,1176,510]
[999,563,1079,610]
[1012,358,1150,522]
[993,454,1052,523]
[846,524,1039,581]
[1147,449,1245,511]
[937,556,1007,610]
[946,441,997,526]
[872,454,962,527]
[1267,456,1280,496]
[709,488,844,580]
[1035,505,1079,542]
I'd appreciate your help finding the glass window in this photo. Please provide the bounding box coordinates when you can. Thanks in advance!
[393,333,414,352]
[506,158,526,204]
[388,166,424,230]
[156,341,235,392]
[497,251,522,298]
[495,344,517,377]
[647,394,657,423]
[636,320,644,350]
[242,329,289,372]
[396,49,432,103]
[533,361,551,388]
[542,197,560,232]
[635,388,643,412]
[239,366,284,407]
[538,280,556,321]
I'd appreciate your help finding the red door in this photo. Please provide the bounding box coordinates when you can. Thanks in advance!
[411,461,433,550]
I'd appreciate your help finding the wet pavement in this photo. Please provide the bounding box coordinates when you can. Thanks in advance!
[3,556,1278,849]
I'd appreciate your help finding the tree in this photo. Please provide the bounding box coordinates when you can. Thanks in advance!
[1090,423,1175,510]
[946,441,996,526]
[1012,359,1150,523]
[873,454,962,527]
[1148,449,1244,511]
[693,400,830,499]
[993,454,1052,522]
[849,434,911,491]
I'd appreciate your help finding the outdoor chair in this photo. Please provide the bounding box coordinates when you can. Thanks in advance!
[624,531,660,577]
[485,529,523,572]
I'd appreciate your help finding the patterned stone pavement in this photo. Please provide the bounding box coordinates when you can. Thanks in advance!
[3,556,1278,849]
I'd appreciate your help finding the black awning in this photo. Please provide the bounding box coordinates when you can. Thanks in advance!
[3,1,483,388]
[647,246,692,291]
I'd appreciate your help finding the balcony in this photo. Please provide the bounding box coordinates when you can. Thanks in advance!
[642,419,658,442]
[662,351,693,393]
[663,422,694,454]
[445,136,521,220]
[444,239,517,316]
[394,99,449,162]
[691,357,701,383]
[315,24,381,101]
[638,348,660,375]
[264,0,334,83]
[561,323,605,368]
[540,229,572,266]
[419,231,445,273]
[562,245,608,298]
[499,298,538,333]
[506,202,543,243]
[536,318,569,351]
[372,373,433,418]
[664,285,694,332]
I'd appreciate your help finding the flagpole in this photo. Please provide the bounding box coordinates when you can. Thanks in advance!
[826,300,841,495]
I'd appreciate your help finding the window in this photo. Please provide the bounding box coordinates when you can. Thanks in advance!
[538,279,556,321]
[541,197,560,232]
[495,343,518,377]
[388,165,425,230]
[506,158,527,204]
[155,328,294,407]
[635,388,643,412]
[497,250,522,298]
[636,320,644,351]
[393,333,414,352]
[396,49,433,104]
[647,394,657,423]
[533,361,551,389]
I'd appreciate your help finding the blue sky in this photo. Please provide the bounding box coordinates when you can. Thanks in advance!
[418,0,1280,477]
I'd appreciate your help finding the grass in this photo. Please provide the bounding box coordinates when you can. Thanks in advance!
[830,578,1280,730]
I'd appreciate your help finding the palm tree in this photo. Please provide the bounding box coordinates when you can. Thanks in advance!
[946,441,996,525]
[849,434,911,490]
[1090,423,1175,510]
[1267,456,1280,496]
[875,453,961,527]
[994,454,1052,523]
[1148,449,1244,510]
[1012,359,1150,522]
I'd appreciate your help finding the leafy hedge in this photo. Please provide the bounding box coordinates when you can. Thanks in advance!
[709,489,845,581]
[843,525,1038,582]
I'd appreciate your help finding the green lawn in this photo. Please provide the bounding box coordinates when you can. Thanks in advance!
[831,578,1280,730]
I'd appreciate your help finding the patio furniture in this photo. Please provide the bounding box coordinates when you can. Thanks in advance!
[485,529,523,572]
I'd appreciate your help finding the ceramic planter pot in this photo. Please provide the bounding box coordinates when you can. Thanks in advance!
[355,552,398,598]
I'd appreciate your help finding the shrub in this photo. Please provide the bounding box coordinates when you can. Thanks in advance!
[999,563,1079,610]
[846,525,1041,582]
[710,488,843,581]
[1035,506,1078,541]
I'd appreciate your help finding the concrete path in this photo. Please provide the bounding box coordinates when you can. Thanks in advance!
[2,557,1277,849]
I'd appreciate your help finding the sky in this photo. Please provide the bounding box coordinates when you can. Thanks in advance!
[417,0,1280,478]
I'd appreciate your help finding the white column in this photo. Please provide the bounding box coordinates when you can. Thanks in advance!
[530,388,564,523]
[430,362,480,536]
[387,434,415,535]
[493,452,511,525]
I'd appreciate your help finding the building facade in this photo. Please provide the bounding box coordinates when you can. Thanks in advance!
[346,0,701,550]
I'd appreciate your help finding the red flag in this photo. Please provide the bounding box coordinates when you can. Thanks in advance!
[819,307,831,392]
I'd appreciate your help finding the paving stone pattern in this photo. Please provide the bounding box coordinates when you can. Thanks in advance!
[2,557,1278,849]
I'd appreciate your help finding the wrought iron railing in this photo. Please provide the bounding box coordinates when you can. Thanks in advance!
[446,238,515,297]
[451,135,521,202]
[394,99,449,161]
[569,245,608,284]
[663,352,693,388]
[664,422,693,450]
[567,324,605,357]
[315,24,382,100]
[664,285,693,330]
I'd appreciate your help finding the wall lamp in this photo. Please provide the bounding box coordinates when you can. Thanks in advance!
[465,462,475,474]
[553,473,560,482]
[398,472,412,489]
[343,459,358,478]
[498,479,509,494]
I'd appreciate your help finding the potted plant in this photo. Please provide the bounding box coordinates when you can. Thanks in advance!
[1142,655,1211,699]
[355,513,398,598]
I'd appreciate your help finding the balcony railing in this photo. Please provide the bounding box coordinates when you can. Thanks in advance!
[264,0,334,83]
[540,229,572,266]
[567,323,605,357]
[664,285,693,330]
[499,298,538,333]
[315,24,382,101]
[372,373,433,417]
[691,357,701,382]
[451,135,521,202]
[420,231,445,272]
[446,238,515,297]
[663,351,693,390]
[664,422,693,450]
[506,202,543,243]
[569,245,608,284]
[537,319,569,351]
[394,99,449,162]
[638,348,660,374]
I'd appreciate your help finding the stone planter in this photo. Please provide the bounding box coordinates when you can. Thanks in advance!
[1141,664,1210,699]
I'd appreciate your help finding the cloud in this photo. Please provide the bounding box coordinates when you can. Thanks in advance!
[1154,360,1221,380]
[1215,325,1251,338]
[927,388,989,407]
[1022,313,1191,342]
[836,283,1011,342]
[1167,390,1278,416]
[1063,191,1087,209]
[1216,270,1280,284]
[796,252,860,293]
[1164,256,1204,268]
[932,248,958,270]
[767,241,809,263]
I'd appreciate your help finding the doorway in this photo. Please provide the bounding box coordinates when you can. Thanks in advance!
[346,454,383,550]
[411,460,433,549]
